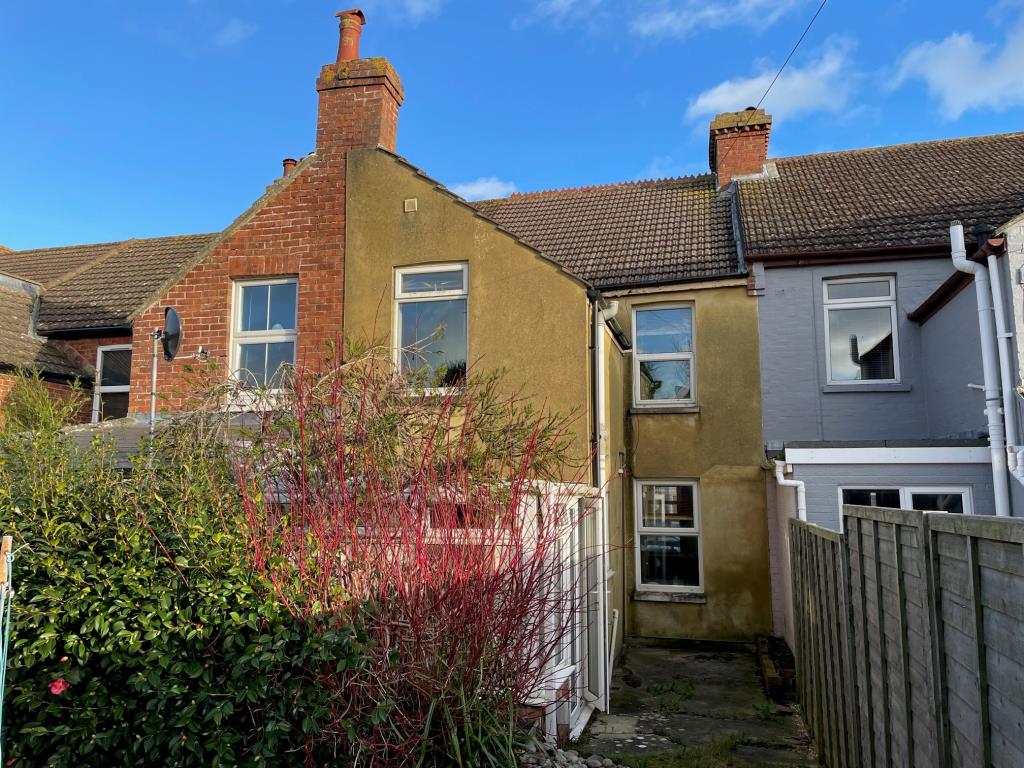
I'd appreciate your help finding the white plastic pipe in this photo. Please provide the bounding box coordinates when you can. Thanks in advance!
[951,221,1011,516]
[774,460,806,522]
[985,251,1024,483]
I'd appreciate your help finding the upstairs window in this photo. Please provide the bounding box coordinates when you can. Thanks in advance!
[633,305,694,406]
[232,278,297,389]
[823,277,899,384]
[92,345,132,422]
[395,264,468,388]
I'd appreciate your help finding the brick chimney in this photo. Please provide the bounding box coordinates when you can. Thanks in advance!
[315,9,404,159]
[709,107,772,189]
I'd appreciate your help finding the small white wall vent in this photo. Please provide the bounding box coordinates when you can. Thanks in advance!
[404,198,418,213]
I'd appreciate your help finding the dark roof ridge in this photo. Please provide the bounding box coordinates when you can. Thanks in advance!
[45,240,132,292]
[767,130,1024,168]
[475,173,715,204]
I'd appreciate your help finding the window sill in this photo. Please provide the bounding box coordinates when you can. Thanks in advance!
[632,590,706,604]
[822,383,911,394]
[630,405,700,415]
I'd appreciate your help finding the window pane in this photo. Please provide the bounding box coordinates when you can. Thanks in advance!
[268,283,297,331]
[640,485,695,528]
[842,488,902,508]
[910,492,965,514]
[401,269,464,294]
[635,307,692,355]
[639,360,691,401]
[639,535,700,587]
[826,280,892,301]
[240,284,269,331]
[100,349,131,387]
[399,299,467,383]
[99,392,129,421]
[828,306,895,381]
[265,342,295,387]
[238,343,267,387]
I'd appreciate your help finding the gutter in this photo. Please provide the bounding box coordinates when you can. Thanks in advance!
[950,221,1011,516]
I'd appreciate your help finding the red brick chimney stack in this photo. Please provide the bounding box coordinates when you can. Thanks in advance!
[709,107,772,190]
[336,9,365,61]
[315,9,404,155]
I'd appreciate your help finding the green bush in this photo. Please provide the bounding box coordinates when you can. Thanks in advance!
[0,374,366,766]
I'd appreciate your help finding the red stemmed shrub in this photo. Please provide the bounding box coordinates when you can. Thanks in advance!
[233,346,596,766]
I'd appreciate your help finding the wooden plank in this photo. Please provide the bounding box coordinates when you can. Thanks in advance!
[966,536,992,767]
[872,518,894,765]
[894,521,917,764]
[926,512,1024,543]
[926,521,951,768]
[975,537,1024,577]
[840,535,864,768]
[977,566,1024,620]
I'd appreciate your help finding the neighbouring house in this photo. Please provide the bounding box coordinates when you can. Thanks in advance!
[715,109,1024,643]
[0,12,772,738]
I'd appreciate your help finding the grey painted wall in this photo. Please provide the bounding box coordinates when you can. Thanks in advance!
[792,461,996,530]
[759,257,985,445]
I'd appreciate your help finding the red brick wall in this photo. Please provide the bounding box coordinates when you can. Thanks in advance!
[0,371,90,425]
[712,126,770,188]
[126,57,403,415]
[59,336,133,374]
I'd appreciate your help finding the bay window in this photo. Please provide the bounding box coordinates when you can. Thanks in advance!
[394,264,468,388]
[633,304,694,406]
[823,277,899,384]
[232,278,297,388]
[635,481,702,591]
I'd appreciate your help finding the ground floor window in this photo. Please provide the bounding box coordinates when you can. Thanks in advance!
[840,486,973,515]
[92,344,132,422]
[635,480,702,591]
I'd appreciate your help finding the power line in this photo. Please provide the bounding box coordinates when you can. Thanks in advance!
[715,0,830,176]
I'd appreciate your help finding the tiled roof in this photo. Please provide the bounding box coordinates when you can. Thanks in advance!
[473,175,739,288]
[736,132,1024,259]
[0,234,217,332]
[0,284,85,379]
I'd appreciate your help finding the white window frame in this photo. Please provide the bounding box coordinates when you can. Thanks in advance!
[838,485,974,515]
[393,263,468,386]
[634,479,703,593]
[822,276,901,385]
[91,344,132,423]
[632,303,696,407]
[230,277,298,390]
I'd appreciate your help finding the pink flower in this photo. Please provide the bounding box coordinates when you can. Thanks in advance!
[49,678,69,695]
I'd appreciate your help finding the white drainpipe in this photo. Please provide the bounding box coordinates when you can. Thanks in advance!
[951,221,1011,516]
[985,249,1024,484]
[774,460,806,521]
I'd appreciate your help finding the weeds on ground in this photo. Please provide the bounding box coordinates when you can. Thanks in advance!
[612,735,745,768]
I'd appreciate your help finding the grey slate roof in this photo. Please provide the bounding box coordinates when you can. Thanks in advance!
[0,284,85,378]
[0,234,217,332]
[473,175,740,289]
[736,132,1024,259]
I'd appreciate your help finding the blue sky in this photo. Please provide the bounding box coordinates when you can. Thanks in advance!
[2,0,1023,250]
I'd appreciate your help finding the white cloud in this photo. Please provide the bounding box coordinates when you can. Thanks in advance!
[631,0,804,39]
[401,0,444,21]
[686,38,857,122]
[368,0,444,22]
[449,177,518,201]
[891,15,1024,119]
[516,0,603,27]
[214,17,256,47]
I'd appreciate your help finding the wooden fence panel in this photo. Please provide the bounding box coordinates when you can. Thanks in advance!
[790,508,1024,767]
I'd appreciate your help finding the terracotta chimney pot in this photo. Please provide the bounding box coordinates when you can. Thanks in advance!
[336,9,366,62]
[282,157,298,176]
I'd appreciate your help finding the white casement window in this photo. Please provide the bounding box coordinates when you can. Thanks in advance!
[839,486,973,515]
[632,304,695,406]
[635,480,702,592]
[91,344,132,422]
[823,277,900,384]
[394,263,468,388]
[231,278,298,388]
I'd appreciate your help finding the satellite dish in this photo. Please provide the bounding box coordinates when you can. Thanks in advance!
[162,307,182,361]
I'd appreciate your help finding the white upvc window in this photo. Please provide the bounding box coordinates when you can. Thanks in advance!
[91,344,132,422]
[839,485,973,515]
[823,276,900,384]
[231,278,298,389]
[394,263,468,388]
[634,480,702,592]
[632,304,695,406]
